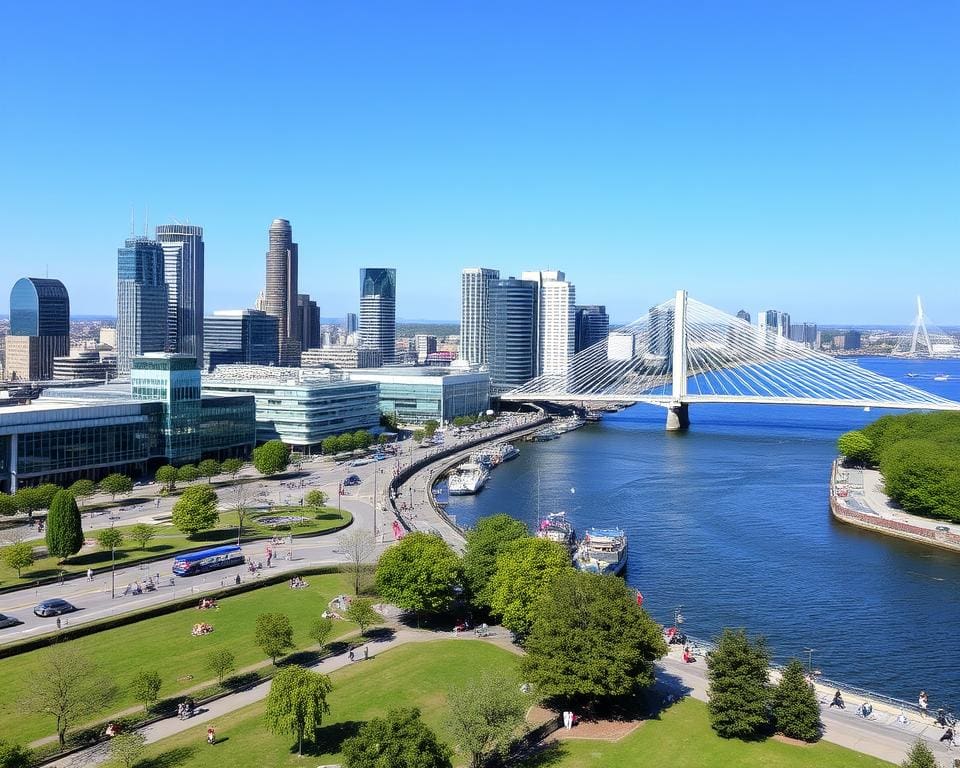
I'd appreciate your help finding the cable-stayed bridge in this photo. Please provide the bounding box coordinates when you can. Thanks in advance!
[500,291,960,430]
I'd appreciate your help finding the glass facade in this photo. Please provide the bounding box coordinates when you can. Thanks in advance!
[16,422,149,476]
[347,370,491,425]
[488,278,539,392]
[359,268,396,365]
[132,355,202,463]
[203,310,279,371]
[117,237,168,376]
[10,277,70,336]
[201,396,257,455]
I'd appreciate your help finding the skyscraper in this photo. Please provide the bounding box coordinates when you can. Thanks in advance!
[359,268,396,366]
[156,224,204,361]
[488,277,539,392]
[3,277,70,380]
[574,305,609,353]
[297,294,321,350]
[264,219,300,366]
[460,267,500,366]
[758,309,791,338]
[117,237,168,376]
[345,313,358,334]
[203,309,279,370]
[521,270,575,378]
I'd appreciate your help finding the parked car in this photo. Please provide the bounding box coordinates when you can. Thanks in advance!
[343,474,362,487]
[0,613,22,629]
[33,599,77,618]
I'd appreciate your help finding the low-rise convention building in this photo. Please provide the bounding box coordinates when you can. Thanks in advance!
[346,367,490,425]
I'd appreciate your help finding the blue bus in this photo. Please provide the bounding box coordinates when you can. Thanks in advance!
[172,545,245,576]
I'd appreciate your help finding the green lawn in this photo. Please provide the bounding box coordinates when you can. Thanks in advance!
[0,572,356,744]
[125,640,518,767]
[0,507,350,586]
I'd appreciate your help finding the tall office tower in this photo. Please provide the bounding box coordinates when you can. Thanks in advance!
[3,277,70,380]
[264,219,300,365]
[647,304,674,359]
[297,294,321,350]
[414,334,437,364]
[203,309,279,370]
[345,312,358,334]
[758,309,791,338]
[521,270,575,378]
[117,237,168,376]
[156,224,204,360]
[488,277,539,392]
[789,322,819,348]
[460,267,500,365]
[574,305,609,353]
[359,268,396,366]
[736,309,751,324]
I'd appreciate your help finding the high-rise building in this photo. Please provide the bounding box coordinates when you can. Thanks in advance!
[131,353,202,463]
[117,237,168,376]
[4,277,70,380]
[789,322,819,348]
[460,267,500,365]
[488,277,539,392]
[156,224,204,361]
[203,310,279,370]
[345,313,358,334]
[264,219,300,366]
[758,309,791,338]
[521,270,575,378]
[648,304,674,359]
[297,294,321,350]
[359,268,396,366]
[736,309,751,324]
[414,334,437,364]
[574,305,609,353]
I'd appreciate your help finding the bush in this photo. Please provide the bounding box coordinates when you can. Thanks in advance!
[772,659,821,741]
[45,490,84,561]
[706,628,771,739]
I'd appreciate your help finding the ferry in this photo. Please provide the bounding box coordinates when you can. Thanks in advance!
[554,416,585,433]
[574,527,628,576]
[496,443,520,462]
[530,428,560,442]
[447,462,489,495]
[536,511,576,553]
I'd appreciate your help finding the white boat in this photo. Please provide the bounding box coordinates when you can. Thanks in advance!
[447,462,489,495]
[536,511,576,553]
[934,374,949,382]
[554,416,585,433]
[574,527,628,576]
[496,443,520,462]
[530,428,560,442]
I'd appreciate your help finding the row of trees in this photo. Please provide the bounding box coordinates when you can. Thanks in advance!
[320,430,389,456]
[0,474,134,518]
[155,457,245,492]
[412,419,441,442]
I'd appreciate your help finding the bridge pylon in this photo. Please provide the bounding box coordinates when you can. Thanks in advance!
[666,289,690,431]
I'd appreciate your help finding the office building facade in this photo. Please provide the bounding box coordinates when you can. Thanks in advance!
[345,313,358,334]
[4,277,70,381]
[52,349,115,381]
[359,268,396,365]
[264,219,300,366]
[758,309,791,338]
[117,237,168,376]
[521,271,576,378]
[297,294,321,350]
[156,224,204,360]
[348,367,490,425]
[488,277,539,393]
[301,346,382,369]
[789,323,819,348]
[203,310,279,370]
[574,305,609,353]
[460,267,499,366]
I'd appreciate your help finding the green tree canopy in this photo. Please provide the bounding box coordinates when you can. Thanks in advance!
[96,527,124,551]
[255,612,295,664]
[264,666,333,756]
[176,464,200,483]
[1,541,35,577]
[253,439,291,476]
[353,430,373,449]
[308,617,334,649]
[837,430,873,465]
[109,732,146,768]
[423,419,440,438]
[129,669,162,711]
[321,436,338,455]
[446,674,527,768]
[129,523,156,550]
[45,490,84,561]
[345,597,382,636]
[375,532,461,622]
[487,537,572,637]
[521,570,667,706]
[198,459,221,482]
[772,659,821,742]
[0,494,17,517]
[67,479,97,507]
[304,489,328,508]
[706,628,771,739]
[15,485,60,515]
[171,485,220,536]
[207,648,236,684]
[99,473,133,502]
[342,707,453,768]
[413,429,426,442]
[900,739,938,768]
[154,465,178,491]
[220,457,244,479]
[0,740,31,768]
[462,514,530,608]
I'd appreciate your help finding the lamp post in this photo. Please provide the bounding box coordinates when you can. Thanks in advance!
[110,544,116,599]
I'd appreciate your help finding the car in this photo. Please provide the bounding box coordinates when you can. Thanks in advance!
[33,599,77,618]
[343,474,361,486]
[0,613,22,629]
[936,525,950,532]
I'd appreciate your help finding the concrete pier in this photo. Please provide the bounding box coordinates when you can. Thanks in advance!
[665,403,690,431]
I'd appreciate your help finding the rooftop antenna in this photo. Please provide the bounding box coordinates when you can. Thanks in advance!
[144,206,149,237]
[130,206,135,236]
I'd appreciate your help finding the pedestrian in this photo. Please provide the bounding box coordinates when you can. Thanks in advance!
[940,727,955,746]
[363,646,369,660]
[206,727,215,745]
[919,690,929,718]
[235,574,241,585]
[348,649,355,662]
[87,568,94,581]
[56,617,61,630]
[156,498,161,508]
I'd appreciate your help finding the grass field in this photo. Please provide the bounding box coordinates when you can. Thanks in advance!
[0,571,356,744]
[118,642,892,768]
[0,507,350,585]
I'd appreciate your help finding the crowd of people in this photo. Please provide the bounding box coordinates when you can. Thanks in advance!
[191,622,214,636]
[289,576,308,589]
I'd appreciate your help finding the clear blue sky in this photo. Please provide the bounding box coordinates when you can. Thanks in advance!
[1,2,956,324]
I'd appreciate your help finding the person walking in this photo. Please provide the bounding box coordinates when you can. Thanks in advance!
[919,690,929,718]
[363,646,369,660]
[830,690,845,709]
[206,727,216,745]
[87,568,94,581]
[348,649,355,662]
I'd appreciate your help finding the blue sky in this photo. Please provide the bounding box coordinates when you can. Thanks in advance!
[0,2,956,323]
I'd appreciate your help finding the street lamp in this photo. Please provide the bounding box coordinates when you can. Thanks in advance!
[110,531,117,599]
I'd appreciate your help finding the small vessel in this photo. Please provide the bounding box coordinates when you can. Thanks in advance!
[471,449,500,469]
[530,428,560,442]
[536,511,576,553]
[906,373,918,378]
[496,443,520,461]
[554,416,585,433]
[585,410,603,422]
[447,462,489,495]
[934,374,949,382]
[574,527,628,576]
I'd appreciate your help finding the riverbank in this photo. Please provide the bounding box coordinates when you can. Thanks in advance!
[830,459,960,553]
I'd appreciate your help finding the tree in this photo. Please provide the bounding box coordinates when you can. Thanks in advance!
[353,430,373,450]
[423,419,440,438]
[0,741,30,768]
[446,675,527,768]
[462,514,529,607]
[377,433,390,446]
[375,532,461,623]
[1,541,35,577]
[220,457,244,479]
[0,494,17,517]
[207,648,236,684]
[521,570,667,705]
[96,527,124,551]
[252,439,291,476]
[255,612,295,664]
[99,473,133,502]
[15,485,58,517]
[901,739,938,768]
[290,452,304,470]
[45,490,84,562]
[772,659,821,742]
[321,436,338,455]
[26,645,115,747]
[264,665,332,756]
[487,537,571,637]
[171,485,220,536]
[176,464,200,484]
[226,479,253,545]
[335,433,357,453]
[129,523,156,550]
[413,429,426,442]
[109,732,146,768]
[155,465,178,492]
[345,598,382,636]
[380,410,399,431]
[68,479,97,509]
[837,430,873,465]
[706,628,771,739]
[339,529,377,594]
[198,459,221,483]
[304,489,328,508]
[308,616,334,650]
[342,707,452,768]
[129,669,162,712]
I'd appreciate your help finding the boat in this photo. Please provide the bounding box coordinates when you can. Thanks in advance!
[536,511,576,553]
[554,416,585,433]
[447,462,489,495]
[906,373,918,378]
[471,449,500,469]
[493,443,519,462]
[934,374,949,382]
[574,527,628,576]
[585,410,603,422]
[530,428,560,442]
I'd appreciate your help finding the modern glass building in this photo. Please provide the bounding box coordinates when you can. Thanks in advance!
[359,268,396,365]
[460,267,499,366]
[264,219,300,366]
[488,277,539,393]
[4,277,70,380]
[348,367,490,425]
[117,237,168,376]
[203,309,280,370]
[574,305,609,353]
[131,354,202,463]
[156,224,205,361]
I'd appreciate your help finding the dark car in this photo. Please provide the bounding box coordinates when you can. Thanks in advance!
[343,474,361,486]
[0,613,22,629]
[33,599,77,617]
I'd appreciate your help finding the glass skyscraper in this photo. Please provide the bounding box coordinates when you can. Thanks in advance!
[460,267,499,366]
[359,268,396,366]
[574,305,609,353]
[156,224,204,361]
[488,277,539,393]
[203,309,279,370]
[117,237,168,376]
[4,277,70,380]
[264,219,300,366]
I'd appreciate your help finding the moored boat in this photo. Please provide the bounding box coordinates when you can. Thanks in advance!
[447,462,490,495]
[530,428,560,442]
[574,527,628,576]
[536,511,576,553]
[496,443,520,461]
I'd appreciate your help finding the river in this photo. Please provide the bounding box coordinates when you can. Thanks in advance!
[448,356,960,710]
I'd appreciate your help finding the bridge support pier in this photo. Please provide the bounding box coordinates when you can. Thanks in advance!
[665,403,690,431]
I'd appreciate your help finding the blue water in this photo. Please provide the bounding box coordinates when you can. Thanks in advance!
[450,357,960,709]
